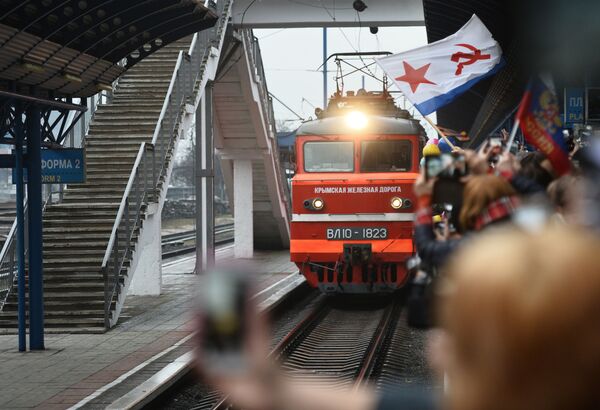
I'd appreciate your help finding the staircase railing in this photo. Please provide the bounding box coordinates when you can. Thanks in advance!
[241,30,292,217]
[0,207,22,310]
[100,0,232,327]
[101,143,152,327]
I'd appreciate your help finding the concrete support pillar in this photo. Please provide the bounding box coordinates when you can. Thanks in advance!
[234,159,253,258]
[127,204,162,296]
[195,86,215,274]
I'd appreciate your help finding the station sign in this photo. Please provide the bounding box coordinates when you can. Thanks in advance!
[13,148,85,184]
[564,88,585,124]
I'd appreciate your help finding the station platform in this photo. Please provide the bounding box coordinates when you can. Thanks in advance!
[0,250,301,409]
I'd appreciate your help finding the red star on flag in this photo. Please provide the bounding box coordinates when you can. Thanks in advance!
[395,62,436,93]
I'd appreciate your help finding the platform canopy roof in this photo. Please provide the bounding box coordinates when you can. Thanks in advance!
[0,0,217,99]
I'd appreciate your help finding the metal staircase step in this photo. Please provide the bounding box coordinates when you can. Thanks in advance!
[43,234,131,242]
[86,136,150,147]
[85,158,137,165]
[87,135,153,141]
[88,126,157,133]
[43,249,109,257]
[44,241,108,249]
[43,228,113,235]
[61,196,125,204]
[0,318,106,328]
[43,221,118,229]
[106,99,165,107]
[90,118,160,126]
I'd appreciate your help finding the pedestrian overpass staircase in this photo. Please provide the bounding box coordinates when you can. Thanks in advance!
[0,35,193,332]
[215,31,291,250]
[0,1,290,333]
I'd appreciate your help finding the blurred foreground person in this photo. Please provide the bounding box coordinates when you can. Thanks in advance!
[198,227,600,410]
[439,226,600,410]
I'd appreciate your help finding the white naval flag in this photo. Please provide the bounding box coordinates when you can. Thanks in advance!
[376,14,503,115]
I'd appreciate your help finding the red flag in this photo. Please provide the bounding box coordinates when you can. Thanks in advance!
[516,77,571,176]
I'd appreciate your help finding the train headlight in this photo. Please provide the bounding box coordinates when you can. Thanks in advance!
[345,111,368,130]
[304,197,325,211]
[312,197,325,210]
[390,197,403,209]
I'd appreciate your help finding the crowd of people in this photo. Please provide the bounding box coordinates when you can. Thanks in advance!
[196,132,600,410]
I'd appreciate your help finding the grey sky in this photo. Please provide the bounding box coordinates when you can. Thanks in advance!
[255,26,437,136]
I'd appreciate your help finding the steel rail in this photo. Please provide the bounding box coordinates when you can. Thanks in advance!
[353,299,400,389]
[210,296,402,410]
[209,298,330,410]
[105,278,313,410]
[161,225,235,260]
[161,223,234,245]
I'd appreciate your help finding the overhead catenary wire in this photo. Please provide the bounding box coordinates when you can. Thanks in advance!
[239,0,258,29]
[355,10,381,82]
[257,28,287,40]
[269,92,306,121]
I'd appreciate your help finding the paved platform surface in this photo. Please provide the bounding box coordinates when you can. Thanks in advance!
[0,249,298,409]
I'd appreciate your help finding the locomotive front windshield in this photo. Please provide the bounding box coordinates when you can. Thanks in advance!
[304,141,354,172]
[361,140,412,172]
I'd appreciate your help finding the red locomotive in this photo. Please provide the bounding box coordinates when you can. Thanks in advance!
[290,89,426,293]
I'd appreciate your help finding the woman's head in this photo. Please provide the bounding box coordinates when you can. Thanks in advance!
[547,174,585,225]
[459,175,517,231]
[439,227,600,410]
[519,151,555,188]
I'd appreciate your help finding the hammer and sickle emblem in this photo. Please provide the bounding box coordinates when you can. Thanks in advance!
[451,43,491,76]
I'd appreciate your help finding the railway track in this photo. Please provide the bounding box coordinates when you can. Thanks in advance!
[204,294,411,410]
[161,223,234,258]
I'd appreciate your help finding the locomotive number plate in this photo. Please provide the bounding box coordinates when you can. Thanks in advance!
[326,227,388,240]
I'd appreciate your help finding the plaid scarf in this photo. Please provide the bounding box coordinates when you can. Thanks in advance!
[474,195,520,231]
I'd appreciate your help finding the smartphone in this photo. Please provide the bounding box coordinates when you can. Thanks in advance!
[489,137,504,148]
[198,267,253,374]
[425,154,442,181]
[442,203,457,233]
[432,179,464,233]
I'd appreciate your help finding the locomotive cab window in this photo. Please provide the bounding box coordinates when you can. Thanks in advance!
[361,140,411,172]
[304,141,354,172]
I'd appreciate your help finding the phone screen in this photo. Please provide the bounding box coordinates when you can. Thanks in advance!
[425,155,442,181]
[452,153,468,177]
[198,268,251,374]
[432,179,464,233]
[489,137,503,148]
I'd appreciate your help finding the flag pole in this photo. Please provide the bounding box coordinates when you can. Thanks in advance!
[504,118,520,154]
[422,115,456,149]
